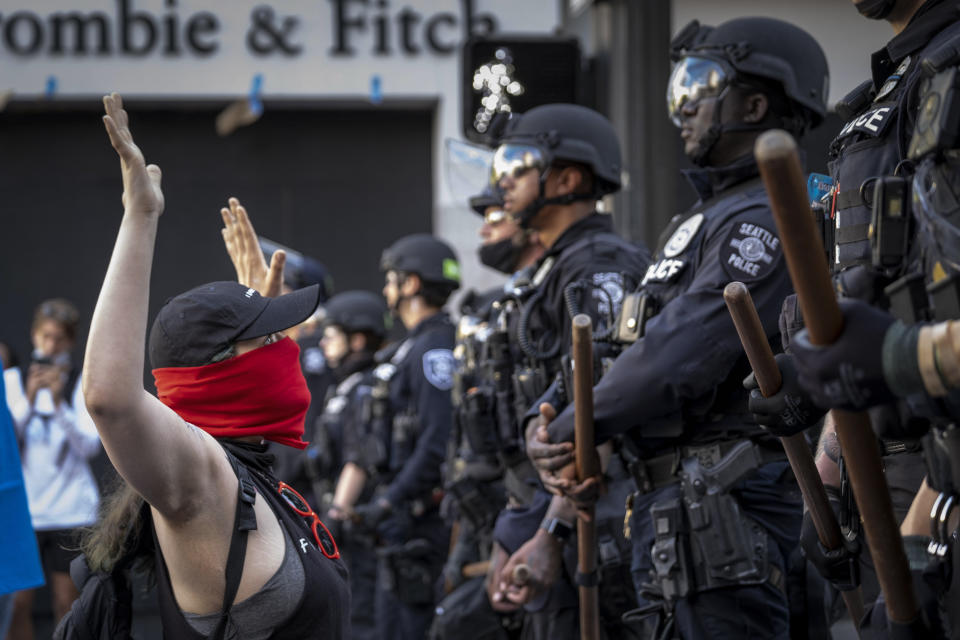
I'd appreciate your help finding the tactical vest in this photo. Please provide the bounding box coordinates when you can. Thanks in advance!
[828,20,960,274]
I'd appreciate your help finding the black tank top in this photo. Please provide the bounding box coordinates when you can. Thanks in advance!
[152,444,350,639]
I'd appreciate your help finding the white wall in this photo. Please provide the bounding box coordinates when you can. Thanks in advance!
[672,0,893,107]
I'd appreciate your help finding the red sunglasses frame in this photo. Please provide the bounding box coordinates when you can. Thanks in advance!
[276,481,340,559]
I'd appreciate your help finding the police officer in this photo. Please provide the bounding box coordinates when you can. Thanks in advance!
[430,188,545,639]
[482,104,650,639]
[288,290,388,640]
[746,1,960,631]
[350,234,459,640]
[528,17,829,639]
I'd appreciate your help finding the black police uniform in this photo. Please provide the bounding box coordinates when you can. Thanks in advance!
[318,352,380,640]
[431,283,525,640]
[492,212,649,639]
[360,311,456,640]
[547,157,800,640]
[822,1,960,626]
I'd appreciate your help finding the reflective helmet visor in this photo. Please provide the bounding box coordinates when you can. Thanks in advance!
[666,56,730,127]
[490,144,547,188]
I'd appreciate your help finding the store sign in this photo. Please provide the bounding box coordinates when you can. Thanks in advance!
[0,0,498,58]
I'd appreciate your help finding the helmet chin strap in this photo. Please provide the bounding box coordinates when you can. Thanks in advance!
[513,168,599,229]
[687,86,770,167]
[854,0,897,20]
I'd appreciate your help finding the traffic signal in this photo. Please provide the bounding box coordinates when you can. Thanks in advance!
[461,35,581,143]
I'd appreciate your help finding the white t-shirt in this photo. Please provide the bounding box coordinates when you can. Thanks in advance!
[4,367,101,531]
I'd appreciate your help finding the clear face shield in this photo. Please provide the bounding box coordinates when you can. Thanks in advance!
[489,144,548,188]
[666,56,730,127]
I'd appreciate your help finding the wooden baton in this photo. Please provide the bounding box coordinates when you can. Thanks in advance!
[723,281,865,627]
[754,130,918,623]
[572,314,601,640]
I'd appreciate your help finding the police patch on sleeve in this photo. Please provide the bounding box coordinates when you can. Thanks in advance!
[422,349,455,390]
[301,346,327,374]
[591,272,625,318]
[721,222,782,280]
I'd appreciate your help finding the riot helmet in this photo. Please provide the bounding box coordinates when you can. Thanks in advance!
[469,185,505,216]
[323,290,391,338]
[668,17,829,165]
[489,103,621,227]
[380,233,461,289]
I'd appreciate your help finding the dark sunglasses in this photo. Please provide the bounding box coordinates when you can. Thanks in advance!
[276,481,340,559]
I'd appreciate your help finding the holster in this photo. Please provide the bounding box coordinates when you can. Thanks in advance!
[457,387,499,459]
[378,538,439,605]
[645,440,780,604]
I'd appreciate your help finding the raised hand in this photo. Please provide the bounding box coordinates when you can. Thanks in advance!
[220,197,285,298]
[102,93,163,217]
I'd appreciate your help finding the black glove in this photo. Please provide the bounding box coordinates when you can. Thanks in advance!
[743,353,825,437]
[791,299,896,411]
[800,507,860,591]
[353,498,392,530]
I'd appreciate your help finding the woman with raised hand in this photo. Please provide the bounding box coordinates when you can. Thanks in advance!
[77,94,348,639]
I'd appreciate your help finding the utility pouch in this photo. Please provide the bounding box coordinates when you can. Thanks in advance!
[648,497,694,603]
[459,388,498,458]
[446,477,505,532]
[928,273,960,321]
[379,539,437,605]
[511,364,548,422]
[595,518,637,626]
[885,273,931,323]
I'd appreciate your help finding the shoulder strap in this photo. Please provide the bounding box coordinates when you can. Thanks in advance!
[209,451,259,640]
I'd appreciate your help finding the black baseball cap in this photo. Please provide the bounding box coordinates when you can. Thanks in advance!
[148,281,321,369]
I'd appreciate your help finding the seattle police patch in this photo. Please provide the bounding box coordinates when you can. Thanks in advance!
[301,347,327,374]
[721,222,782,280]
[422,349,455,390]
[663,213,704,258]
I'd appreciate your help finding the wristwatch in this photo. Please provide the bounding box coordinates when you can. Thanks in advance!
[540,517,574,541]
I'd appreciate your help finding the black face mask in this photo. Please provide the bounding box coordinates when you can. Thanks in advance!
[854,0,896,19]
[478,235,526,274]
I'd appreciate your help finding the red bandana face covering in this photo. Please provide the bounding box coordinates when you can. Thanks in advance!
[153,337,311,449]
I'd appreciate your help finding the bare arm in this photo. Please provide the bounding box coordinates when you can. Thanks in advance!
[82,94,231,520]
[328,461,368,518]
[815,411,842,487]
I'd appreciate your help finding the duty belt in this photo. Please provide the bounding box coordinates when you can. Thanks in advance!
[628,439,786,495]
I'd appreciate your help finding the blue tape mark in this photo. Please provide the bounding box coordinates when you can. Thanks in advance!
[44,76,57,99]
[249,73,264,117]
[370,74,382,105]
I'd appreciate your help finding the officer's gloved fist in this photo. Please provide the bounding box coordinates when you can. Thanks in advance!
[744,353,825,437]
[799,508,860,591]
[791,299,896,411]
[353,498,392,530]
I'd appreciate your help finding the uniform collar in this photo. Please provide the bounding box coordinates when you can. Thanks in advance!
[408,311,450,337]
[682,154,760,202]
[872,0,960,88]
[332,351,376,382]
[544,212,613,258]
